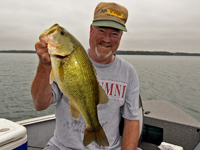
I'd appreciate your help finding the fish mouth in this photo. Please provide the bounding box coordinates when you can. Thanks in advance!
[53,54,70,60]
[49,49,74,60]
[48,42,73,60]
[46,24,60,36]
[49,41,64,49]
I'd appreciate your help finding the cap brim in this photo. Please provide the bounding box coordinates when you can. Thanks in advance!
[92,20,127,32]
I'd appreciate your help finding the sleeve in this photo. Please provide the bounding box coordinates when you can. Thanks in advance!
[121,67,140,120]
[51,81,63,104]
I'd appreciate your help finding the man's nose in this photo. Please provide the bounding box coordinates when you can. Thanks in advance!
[102,33,111,42]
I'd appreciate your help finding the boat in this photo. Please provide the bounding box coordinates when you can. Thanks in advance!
[1,99,200,150]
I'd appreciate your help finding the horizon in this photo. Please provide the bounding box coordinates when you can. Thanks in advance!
[1,49,200,54]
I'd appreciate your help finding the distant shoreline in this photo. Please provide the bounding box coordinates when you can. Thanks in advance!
[0,50,200,56]
[115,50,200,56]
[0,50,36,53]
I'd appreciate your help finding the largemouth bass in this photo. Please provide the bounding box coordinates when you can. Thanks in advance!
[39,24,109,147]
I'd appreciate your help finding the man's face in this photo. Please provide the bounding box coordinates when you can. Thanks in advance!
[89,25,123,64]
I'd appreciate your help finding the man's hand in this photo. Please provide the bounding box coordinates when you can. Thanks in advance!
[35,41,51,66]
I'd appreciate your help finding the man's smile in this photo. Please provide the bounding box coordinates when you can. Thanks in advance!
[99,42,112,49]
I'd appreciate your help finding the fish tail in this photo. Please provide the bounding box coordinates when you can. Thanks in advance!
[83,125,109,147]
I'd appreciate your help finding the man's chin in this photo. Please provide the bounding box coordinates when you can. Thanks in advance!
[95,47,112,59]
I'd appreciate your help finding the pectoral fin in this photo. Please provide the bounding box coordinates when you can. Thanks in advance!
[58,61,64,79]
[49,70,54,84]
[98,84,109,105]
[69,101,80,120]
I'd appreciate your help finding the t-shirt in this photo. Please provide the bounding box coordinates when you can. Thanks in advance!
[48,53,140,150]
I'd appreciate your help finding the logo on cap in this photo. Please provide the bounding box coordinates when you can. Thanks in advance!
[100,7,124,19]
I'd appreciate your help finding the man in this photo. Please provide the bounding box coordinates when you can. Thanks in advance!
[31,2,140,150]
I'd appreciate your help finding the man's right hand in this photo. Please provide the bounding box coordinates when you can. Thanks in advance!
[31,41,53,111]
[35,41,51,66]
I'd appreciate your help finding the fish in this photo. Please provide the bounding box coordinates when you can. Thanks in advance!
[39,24,109,147]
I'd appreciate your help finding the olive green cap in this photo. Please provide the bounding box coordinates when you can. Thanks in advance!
[92,2,128,32]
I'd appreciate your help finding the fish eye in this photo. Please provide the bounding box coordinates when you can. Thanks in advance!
[61,31,65,35]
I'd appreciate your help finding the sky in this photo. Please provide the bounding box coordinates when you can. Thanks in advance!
[0,0,200,53]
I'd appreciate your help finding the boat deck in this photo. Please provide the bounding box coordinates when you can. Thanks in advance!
[139,100,200,150]
[16,100,200,150]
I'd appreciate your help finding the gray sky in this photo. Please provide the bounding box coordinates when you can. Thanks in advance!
[0,0,200,53]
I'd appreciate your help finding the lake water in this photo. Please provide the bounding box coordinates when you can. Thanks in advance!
[0,53,199,122]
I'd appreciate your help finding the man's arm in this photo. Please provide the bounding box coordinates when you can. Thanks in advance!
[31,41,53,111]
[122,119,139,150]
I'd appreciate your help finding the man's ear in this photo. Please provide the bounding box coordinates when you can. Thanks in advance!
[90,24,94,34]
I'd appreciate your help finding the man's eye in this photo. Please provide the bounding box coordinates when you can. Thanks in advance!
[112,32,119,36]
[99,29,104,33]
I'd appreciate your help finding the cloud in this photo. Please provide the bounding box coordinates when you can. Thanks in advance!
[0,0,200,53]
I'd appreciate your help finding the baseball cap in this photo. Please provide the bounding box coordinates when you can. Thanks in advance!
[92,2,128,32]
